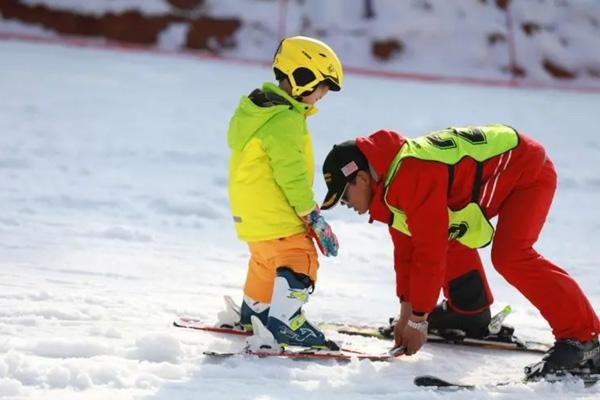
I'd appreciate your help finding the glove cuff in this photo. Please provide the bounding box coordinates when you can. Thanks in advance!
[297,204,318,219]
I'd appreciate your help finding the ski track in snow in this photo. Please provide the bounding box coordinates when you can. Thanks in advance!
[0,40,599,399]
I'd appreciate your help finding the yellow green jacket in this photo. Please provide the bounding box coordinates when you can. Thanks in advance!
[227,82,316,242]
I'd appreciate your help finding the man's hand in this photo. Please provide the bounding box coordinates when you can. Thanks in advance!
[303,209,338,257]
[394,304,428,355]
[396,301,412,330]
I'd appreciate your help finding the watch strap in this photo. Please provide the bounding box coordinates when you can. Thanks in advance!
[406,319,428,333]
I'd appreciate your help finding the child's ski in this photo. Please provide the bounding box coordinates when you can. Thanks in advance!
[174,317,250,336]
[175,316,550,354]
[203,347,400,362]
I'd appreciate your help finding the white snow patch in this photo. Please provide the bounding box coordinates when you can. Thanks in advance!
[157,23,189,50]
[142,362,187,381]
[0,378,23,397]
[30,339,113,358]
[46,366,71,388]
[73,372,93,390]
[19,0,170,15]
[84,226,153,242]
[130,334,183,364]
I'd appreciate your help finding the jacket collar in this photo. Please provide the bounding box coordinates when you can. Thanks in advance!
[262,82,318,117]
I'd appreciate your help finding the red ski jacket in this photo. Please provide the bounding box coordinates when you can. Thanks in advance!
[356,129,547,313]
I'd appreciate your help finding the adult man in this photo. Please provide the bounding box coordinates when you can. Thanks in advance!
[320,124,599,377]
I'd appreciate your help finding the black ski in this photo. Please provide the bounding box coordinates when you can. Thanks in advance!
[414,375,477,390]
[326,306,550,354]
[326,322,550,354]
[414,371,600,390]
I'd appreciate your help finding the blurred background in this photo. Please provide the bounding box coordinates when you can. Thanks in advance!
[1,0,600,91]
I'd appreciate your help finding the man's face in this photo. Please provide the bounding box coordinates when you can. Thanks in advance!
[340,171,373,215]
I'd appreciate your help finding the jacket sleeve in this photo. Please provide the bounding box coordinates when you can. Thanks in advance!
[389,226,413,301]
[387,158,449,313]
[261,112,315,215]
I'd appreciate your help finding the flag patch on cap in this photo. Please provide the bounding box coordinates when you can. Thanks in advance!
[341,161,358,177]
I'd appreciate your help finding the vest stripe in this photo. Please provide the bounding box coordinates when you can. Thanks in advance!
[480,152,504,205]
[483,150,512,208]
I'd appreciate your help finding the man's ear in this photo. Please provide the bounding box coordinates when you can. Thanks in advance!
[356,170,371,185]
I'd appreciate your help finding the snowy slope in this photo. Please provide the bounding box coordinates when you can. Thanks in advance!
[0,39,599,399]
[2,0,600,85]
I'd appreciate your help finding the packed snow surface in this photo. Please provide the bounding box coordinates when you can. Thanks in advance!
[0,39,599,399]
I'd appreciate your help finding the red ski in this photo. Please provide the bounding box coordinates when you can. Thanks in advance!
[174,317,403,361]
[174,317,250,336]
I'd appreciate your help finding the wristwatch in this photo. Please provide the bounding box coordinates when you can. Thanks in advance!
[407,319,429,333]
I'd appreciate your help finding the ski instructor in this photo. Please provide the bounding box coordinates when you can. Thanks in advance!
[320,124,599,378]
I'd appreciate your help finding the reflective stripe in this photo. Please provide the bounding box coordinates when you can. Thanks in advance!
[480,153,504,204]
[483,150,512,208]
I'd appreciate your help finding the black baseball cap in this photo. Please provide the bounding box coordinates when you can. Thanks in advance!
[321,140,369,210]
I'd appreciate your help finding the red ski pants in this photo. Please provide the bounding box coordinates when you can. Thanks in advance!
[489,157,599,341]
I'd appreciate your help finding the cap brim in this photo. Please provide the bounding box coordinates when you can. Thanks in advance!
[320,183,347,210]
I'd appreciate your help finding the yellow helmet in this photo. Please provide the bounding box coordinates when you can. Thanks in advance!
[273,36,343,97]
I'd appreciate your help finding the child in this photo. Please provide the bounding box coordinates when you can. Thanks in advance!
[222,36,343,350]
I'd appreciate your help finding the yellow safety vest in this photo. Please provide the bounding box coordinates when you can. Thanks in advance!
[384,124,519,248]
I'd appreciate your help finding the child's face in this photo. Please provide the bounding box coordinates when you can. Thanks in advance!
[301,83,330,105]
[340,171,373,215]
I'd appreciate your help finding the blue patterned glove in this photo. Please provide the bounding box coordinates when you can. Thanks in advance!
[305,210,339,257]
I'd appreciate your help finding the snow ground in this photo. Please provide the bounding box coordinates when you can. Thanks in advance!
[0,39,599,399]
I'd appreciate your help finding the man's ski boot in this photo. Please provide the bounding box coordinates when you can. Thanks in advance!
[524,337,600,381]
[379,301,514,342]
[427,300,492,339]
[264,267,339,351]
